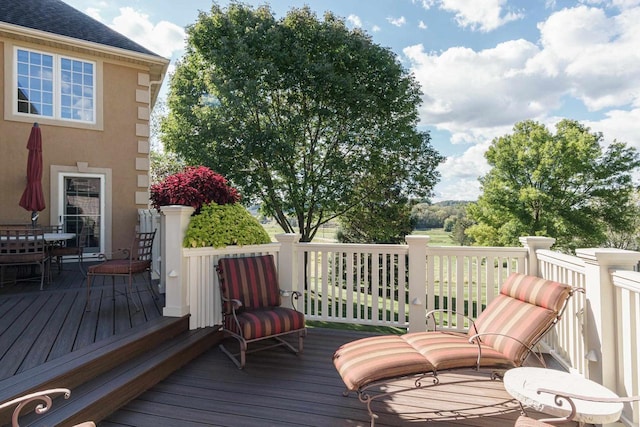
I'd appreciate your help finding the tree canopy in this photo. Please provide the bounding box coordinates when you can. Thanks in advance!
[467,119,640,252]
[161,3,444,241]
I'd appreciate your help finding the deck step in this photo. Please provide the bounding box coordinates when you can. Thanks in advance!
[0,315,223,426]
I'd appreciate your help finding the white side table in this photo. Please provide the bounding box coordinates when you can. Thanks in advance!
[504,367,623,425]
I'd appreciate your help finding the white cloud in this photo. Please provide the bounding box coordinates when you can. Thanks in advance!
[438,0,524,32]
[404,5,640,137]
[418,20,428,29]
[414,0,437,9]
[404,39,563,141]
[347,14,362,28]
[85,7,102,21]
[372,25,381,32]
[536,5,640,111]
[432,140,492,201]
[404,4,640,200]
[584,108,640,149]
[110,7,185,58]
[387,16,407,27]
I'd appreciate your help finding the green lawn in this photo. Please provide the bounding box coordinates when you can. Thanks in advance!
[262,219,453,245]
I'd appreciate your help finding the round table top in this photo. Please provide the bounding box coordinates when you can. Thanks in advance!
[44,232,75,242]
[503,367,623,424]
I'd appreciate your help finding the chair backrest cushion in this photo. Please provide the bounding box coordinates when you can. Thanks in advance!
[470,273,572,364]
[217,255,281,313]
[499,272,572,312]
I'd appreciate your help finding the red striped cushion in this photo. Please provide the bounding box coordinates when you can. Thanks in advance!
[499,273,571,312]
[333,335,434,391]
[218,255,281,313]
[225,307,305,340]
[404,331,514,371]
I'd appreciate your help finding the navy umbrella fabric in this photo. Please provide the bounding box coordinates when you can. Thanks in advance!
[18,123,46,226]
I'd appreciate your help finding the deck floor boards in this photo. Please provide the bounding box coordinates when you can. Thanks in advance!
[1,263,554,426]
[102,328,551,427]
[0,263,164,381]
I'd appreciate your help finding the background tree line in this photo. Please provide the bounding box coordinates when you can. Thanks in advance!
[150,3,640,253]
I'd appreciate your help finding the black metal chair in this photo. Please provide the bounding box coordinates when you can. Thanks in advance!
[46,224,90,277]
[85,230,156,311]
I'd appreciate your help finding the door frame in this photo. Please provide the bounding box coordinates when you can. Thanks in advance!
[50,163,112,256]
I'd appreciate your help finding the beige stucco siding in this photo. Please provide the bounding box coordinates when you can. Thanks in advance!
[0,35,165,251]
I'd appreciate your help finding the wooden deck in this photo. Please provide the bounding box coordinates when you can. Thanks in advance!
[102,328,550,427]
[1,263,552,426]
[0,262,164,381]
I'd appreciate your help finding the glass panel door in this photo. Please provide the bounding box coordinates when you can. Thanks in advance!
[61,175,102,256]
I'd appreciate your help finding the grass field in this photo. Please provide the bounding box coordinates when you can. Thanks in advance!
[262,219,454,245]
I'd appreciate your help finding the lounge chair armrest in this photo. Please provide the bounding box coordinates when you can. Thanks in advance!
[221,296,243,311]
[0,388,71,425]
[426,309,477,333]
[280,289,302,311]
[468,332,546,367]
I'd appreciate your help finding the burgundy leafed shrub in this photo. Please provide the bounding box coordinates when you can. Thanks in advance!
[150,166,240,213]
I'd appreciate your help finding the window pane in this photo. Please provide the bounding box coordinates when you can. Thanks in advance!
[60,57,95,122]
[16,49,53,118]
[16,48,94,122]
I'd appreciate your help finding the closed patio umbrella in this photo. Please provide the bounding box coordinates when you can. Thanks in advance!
[18,122,46,226]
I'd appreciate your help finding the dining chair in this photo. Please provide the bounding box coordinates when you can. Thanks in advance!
[85,230,156,311]
[0,228,49,290]
[47,223,89,277]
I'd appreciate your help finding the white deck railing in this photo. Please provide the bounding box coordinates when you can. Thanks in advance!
[611,270,640,426]
[155,206,640,426]
[299,242,410,328]
[536,249,587,375]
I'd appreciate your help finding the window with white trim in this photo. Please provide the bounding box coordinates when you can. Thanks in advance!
[15,47,95,123]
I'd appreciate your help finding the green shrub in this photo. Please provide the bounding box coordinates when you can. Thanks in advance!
[183,202,271,248]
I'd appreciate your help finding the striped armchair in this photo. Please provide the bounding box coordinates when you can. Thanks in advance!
[216,254,306,369]
[333,273,578,426]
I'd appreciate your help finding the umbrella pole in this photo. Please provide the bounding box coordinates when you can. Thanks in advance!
[31,211,39,227]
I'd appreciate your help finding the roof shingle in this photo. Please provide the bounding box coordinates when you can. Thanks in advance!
[0,0,163,58]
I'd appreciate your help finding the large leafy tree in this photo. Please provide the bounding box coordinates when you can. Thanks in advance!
[337,185,414,244]
[161,3,443,241]
[467,119,640,252]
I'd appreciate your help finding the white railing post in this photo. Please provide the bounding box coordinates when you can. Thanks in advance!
[160,205,194,317]
[519,236,556,276]
[406,235,430,332]
[575,248,640,390]
[275,233,300,309]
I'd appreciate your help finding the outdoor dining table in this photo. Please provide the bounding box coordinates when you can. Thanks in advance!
[44,232,76,243]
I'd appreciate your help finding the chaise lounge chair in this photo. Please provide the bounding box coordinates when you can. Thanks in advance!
[333,273,579,426]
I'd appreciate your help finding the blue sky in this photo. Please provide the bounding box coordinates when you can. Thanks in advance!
[62,0,640,201]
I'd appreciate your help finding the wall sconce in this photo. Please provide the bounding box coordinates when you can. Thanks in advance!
[411,297,421,305]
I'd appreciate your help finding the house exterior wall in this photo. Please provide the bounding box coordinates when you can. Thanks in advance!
[0,33,162,252]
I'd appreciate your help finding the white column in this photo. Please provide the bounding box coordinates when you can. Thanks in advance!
[406,235,430,332]
[519,236,556,276]
[575,248,640,390]
[275,233,301,309]
[161,205,194,317]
